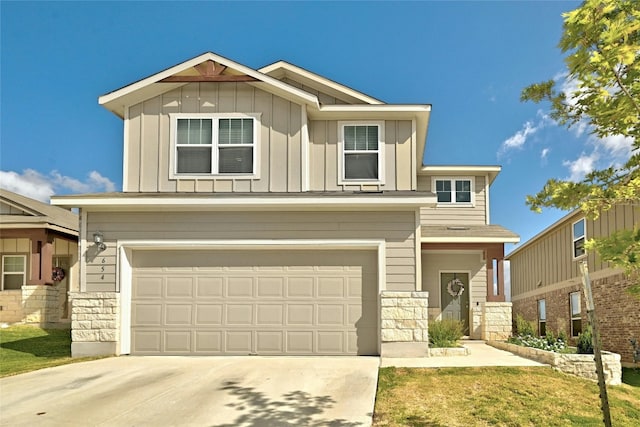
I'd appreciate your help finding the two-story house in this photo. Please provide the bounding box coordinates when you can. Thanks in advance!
[508,204,639,364]
[52,52,518,358]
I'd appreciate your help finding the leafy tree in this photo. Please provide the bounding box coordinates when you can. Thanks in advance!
[521,0,640,286]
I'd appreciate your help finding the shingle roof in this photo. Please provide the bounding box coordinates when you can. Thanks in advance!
[422,224,519,243]
[0,189,79,234]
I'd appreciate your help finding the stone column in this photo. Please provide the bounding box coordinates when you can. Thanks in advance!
[481,302,512,340]
[70,292,119,357]
[380,291,429,357]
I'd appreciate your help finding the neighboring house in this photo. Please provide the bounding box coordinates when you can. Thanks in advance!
[508,204,640,365]
[0,189,79,325]
[52,52,518,357]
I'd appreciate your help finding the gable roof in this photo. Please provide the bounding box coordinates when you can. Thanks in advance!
[259,60,384,105]
[0,189,79,235]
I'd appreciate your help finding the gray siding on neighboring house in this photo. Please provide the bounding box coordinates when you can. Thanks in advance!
[417,175,487,225]
[83,210,417,293]
[126,82,303,193]
[309,120,415,192]
[509,204,639,296]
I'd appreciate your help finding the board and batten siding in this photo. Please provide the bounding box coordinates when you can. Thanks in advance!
[125,82,303,193]
[281,78,348,105]
[510,204,639,296]
[83,210,417,293]
[417,175,487,225]
[309,120,415,192]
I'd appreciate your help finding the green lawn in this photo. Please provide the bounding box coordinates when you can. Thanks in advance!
[0,325,103,377]
[374,366,640,426]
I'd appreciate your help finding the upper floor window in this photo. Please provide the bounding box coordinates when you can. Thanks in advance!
[338,122,384,184]
[572,218,586,259]
[2,255,26,290]
[172,113,259,177]
[434,178,473,204]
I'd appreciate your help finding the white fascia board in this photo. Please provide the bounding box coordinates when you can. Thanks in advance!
[316,104,431,115]
[259,61,384,105]
[51,195,436,211]
[421,236,521,244]
[99,52,320,117]
[0,223,79,236]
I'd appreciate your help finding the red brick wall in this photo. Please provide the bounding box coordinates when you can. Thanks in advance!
[512,273,640,364]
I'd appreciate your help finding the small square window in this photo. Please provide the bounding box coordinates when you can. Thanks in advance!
[434,178,473,204]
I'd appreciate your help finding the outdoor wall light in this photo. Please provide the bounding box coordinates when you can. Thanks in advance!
[93,231,107,251]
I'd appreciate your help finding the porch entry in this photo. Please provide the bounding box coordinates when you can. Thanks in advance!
[440,272,469,333]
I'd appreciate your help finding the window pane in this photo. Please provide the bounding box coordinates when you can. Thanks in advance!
[219,147,253,174]
[570,292,581,316]
[573,219,585,239]
[435,180,451,202]
[572,319,582,336]
[3,256,25,272]
[344,126,356,150]
[177,147,212,173]
[344,153,378,179]
[220,119,253,145]
[177,119,212,145]
[574,237,586,257]
[538,299,546,321]
[539,321,546,337]
[344,125,378,151]
[3,274,24,290]
[366,126,378,150]
[455,180,471,202]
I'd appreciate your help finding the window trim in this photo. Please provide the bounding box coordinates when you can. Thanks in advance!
[337,121,385,185]
[432,176,475,206]
[1,254,27,291]
[572,218,586,259]
[570,291,582,337]
[169,113,261,179]
[538,298,546,337]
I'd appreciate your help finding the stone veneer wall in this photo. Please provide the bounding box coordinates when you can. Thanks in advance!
[481,302,512,341]
[490,341,622,385]
[22,285,60,324]
[70,292,119,357]
[381,291,429,342]
[512,273,640,365]
[0,290,22,323]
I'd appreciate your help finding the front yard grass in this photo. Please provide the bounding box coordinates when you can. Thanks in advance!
[0,325,103,377]
[374,366,640,426]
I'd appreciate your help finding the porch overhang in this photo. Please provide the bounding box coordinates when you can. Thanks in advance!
[421,224,519,244]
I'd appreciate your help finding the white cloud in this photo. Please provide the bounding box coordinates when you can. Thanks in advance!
[0,169,116,202]
[541,148,550,160]
[563,152,599,182]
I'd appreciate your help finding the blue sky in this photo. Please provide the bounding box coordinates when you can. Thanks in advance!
[2,0,631,254]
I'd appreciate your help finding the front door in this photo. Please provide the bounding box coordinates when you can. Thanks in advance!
[440,272,469,333]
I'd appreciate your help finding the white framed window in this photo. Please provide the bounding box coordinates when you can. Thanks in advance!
[572,218,586,259]
[433,177,474,205]
[570,291,582,337]
[171,113,260,178]
[2,255,26,291]
[538,299,546,337]
[338,121,384,184]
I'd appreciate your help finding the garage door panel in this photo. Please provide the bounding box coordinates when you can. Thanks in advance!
[226,331,252,352]
[165,331,191,352]
[194,331,222,352]
[195,304,223,324]
[165,304,192,325]
[196,277,223,297]
[256,304,284,325]
[131,250,378,355]
[132,304,162,326]
[256,331,284,353]
[166,277,194,298]
[256,277,284,297]
[227,277,253,297]
[134,277,163,298]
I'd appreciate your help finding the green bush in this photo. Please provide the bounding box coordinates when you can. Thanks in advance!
[557,329,569,344]
[514,314,535,336]
[428,319,464,348]
[577,325,594,354]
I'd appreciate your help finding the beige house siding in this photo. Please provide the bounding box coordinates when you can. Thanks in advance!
[281,77,348,105]
[309,120,415,192]
[125,82,303,193]
[84,210,417,293]
[417,175,487,225]
[510,204,639,296]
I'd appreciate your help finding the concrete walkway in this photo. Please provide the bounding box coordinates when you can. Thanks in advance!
[381,340,547,368]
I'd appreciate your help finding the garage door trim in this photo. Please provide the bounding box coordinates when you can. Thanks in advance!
[117,239,386,355]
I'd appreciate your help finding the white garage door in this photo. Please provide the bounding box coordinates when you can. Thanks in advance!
[130,250,378,355]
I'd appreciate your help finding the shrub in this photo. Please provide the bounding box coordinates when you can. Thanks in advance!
[557,329,569,344]
[428,319,464,348]
[577,325,594,354]
[508,334,570,353]
[514,314,535,336]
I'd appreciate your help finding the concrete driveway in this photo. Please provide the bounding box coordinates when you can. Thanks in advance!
[0,356,380,427]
